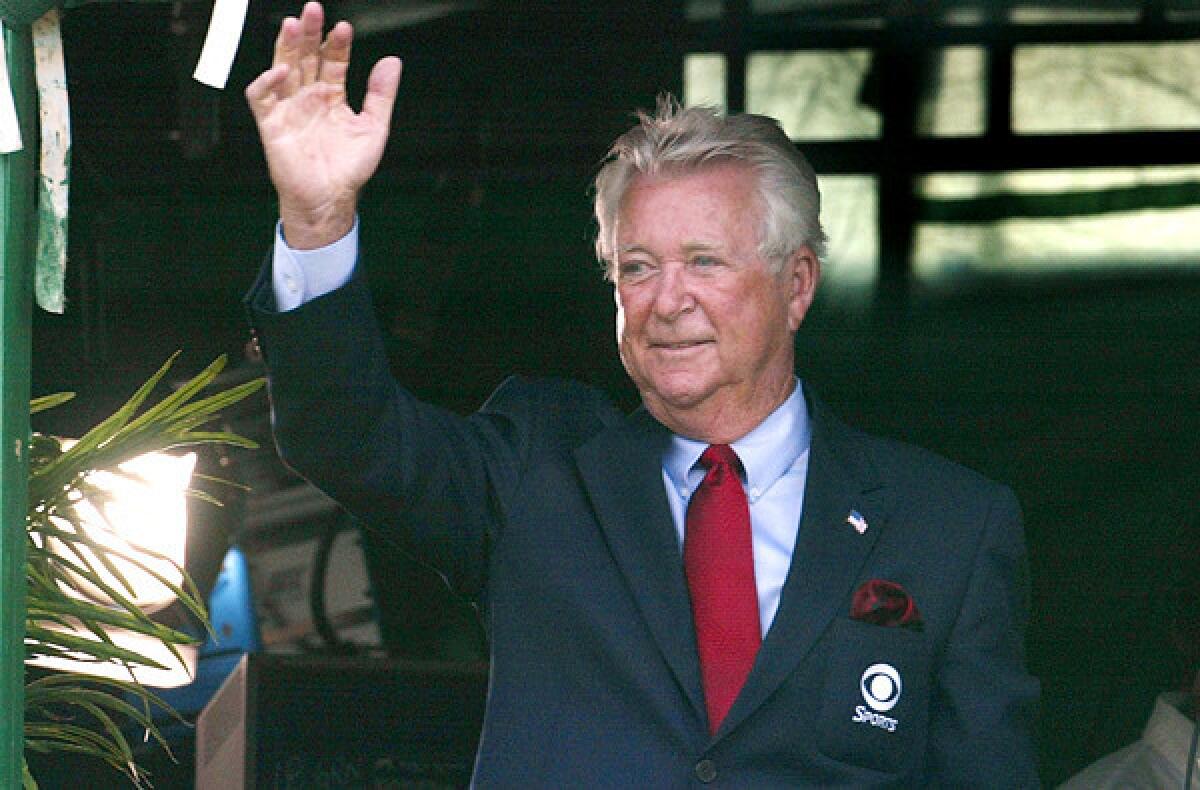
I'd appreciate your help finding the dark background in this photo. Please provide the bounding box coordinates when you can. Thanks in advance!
[27,1,1200,785]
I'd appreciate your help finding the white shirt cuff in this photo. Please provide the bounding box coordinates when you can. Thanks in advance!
[271,218,359,312]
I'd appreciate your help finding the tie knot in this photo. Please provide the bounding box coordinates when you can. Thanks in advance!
[700,444,741,474]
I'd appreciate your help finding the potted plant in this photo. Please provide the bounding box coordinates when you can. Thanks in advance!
[21,353,263,788]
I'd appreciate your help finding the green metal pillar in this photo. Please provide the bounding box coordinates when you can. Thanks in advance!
[0,22,36,789]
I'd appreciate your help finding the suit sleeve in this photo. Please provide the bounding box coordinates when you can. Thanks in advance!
[926,486,1042,787]
[245,256,524,599]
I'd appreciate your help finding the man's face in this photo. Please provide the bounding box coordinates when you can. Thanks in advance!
[613,162,819,441]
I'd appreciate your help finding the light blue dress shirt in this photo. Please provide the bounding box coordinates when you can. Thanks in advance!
[271,220,358,312]
[272,223,813,637]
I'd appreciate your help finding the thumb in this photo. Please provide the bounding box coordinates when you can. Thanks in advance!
[362,56,402,126]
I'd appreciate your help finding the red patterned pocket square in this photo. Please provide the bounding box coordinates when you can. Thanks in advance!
[850,579,923,631]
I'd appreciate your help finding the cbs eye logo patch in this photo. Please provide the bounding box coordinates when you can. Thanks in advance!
[851,663,901,732]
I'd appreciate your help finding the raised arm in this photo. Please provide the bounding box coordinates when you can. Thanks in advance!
[244,1,401,250]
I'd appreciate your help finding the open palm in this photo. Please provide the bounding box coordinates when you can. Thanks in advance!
[245,2,401,248]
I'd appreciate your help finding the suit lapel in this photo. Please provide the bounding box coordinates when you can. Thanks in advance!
[720,393,893,737]
[573,409,707,722]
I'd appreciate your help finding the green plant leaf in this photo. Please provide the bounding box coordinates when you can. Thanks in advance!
[25,625,172,670]
[30,391,73,415]
[24,353,266,788]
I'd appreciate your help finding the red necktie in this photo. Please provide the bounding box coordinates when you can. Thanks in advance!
[684,444,761,735]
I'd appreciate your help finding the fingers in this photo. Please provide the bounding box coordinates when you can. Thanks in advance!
[272,17,301,95]
[317,20,353,93]
[244,63,290,119]
[296,4,324,84]
[361,56,403,127]
[252,2,399,124]
[272,2,324,94]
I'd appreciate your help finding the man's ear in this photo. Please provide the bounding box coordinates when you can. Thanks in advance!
[784,246,821,332]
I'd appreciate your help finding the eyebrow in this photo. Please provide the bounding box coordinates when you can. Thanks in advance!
[617,241,723,255]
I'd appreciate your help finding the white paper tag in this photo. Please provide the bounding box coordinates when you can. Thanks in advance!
[192,0,250,90]
[33,9,70,314]
[0,23,25,153]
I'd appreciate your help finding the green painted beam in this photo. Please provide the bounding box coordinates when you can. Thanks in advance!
[0,22,37,789]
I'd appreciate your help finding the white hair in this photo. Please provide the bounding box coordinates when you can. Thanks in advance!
[594,95,827,281]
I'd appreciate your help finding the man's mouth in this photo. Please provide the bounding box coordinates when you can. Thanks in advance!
[650,340,713,350]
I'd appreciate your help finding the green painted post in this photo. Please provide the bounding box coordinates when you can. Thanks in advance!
[0,22,37,789]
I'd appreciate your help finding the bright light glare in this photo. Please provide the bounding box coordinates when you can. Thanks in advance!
[57,444,196,612]
[26,445,199,688]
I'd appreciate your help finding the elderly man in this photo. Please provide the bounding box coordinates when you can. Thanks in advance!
[244,3,1040,786]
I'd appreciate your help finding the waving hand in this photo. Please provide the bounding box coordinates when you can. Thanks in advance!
[245,2,402,249]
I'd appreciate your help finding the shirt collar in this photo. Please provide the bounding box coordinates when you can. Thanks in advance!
[662,380,811,502]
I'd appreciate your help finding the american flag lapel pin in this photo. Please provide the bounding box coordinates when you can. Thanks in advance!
[846,510,868,535]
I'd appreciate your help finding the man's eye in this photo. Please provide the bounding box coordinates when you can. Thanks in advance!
[692,256,720,268]
[619,260,650,279]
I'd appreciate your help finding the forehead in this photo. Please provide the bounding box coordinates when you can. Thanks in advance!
[616,162,762,247]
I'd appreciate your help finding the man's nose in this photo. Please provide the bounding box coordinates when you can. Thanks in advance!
[651,263,694,319]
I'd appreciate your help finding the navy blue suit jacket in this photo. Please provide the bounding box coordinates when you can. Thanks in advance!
[247,265,1040,787]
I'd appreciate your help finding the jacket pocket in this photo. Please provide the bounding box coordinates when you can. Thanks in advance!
[815,617,932,774]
